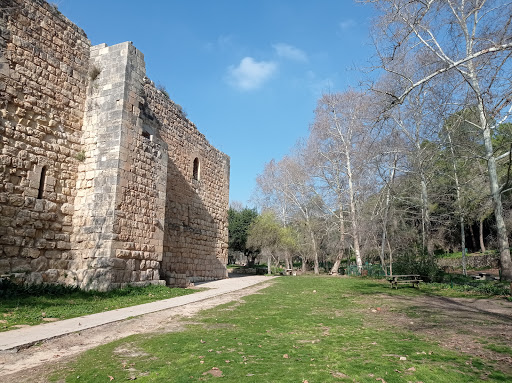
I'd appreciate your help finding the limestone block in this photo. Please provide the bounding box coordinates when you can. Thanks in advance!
[61,271,78,287]
[26,272,43,285]
[46,200,57,212]
[55,233,70,241]
[60,203,74,215]
[44,250,60,259]
[0,259,10,274]
[49,259,68,269]
[57,241,71,250]
[80,269,114,291]
[43,231,55,239]
[125,258,136,271]
[89,257,112,269]
[24,196,36,208]
[21,247,40,258]
[9,194,25,207]
[11,258,31,273]
[115,249,131,258]
[43,269,59,283]
[31,256,48,271]
[0,155,12,165]
[4,246,20,257]
[112,258,126,270]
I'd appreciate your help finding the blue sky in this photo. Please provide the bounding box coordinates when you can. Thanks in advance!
[57,0,376,207]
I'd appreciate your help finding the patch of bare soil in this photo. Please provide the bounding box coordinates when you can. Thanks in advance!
[365,290,512,375]
[0,281,274,382]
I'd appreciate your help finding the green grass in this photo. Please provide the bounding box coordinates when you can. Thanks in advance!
[421,273,512,298]
[484,343,512,356]
[49,277,511,382]
[0,280,196,331]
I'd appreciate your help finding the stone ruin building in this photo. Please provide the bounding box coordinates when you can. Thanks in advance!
[0,0,230,290]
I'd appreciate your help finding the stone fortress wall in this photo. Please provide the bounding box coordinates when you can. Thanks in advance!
[0,0,230,290]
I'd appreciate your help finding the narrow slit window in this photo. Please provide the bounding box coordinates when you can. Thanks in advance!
[193,157,200,181]
[38,166,47,199]
[142,130,151,139]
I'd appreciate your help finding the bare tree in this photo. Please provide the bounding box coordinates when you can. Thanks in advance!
[255,150,323,274]
[310,91,376,272]
[367,0,512,279]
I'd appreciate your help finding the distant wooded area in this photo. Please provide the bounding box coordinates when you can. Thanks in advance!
[230,0,512,281]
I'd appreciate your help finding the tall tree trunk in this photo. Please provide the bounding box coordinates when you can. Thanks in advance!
[267,252,271,275]
[467,54,512,279]
[330,203,346,274]
[420,174,433,258]
[460,217,467,276]
[479,218,486,253]
[284,250,291,270]
[447,129,467,276]
[483,129,511,279]
[387,238,393,276]
[345,148,362,272]
[309,225,320,274]
[379,154,397,276]
[468,224,476,251]
[479,108,511,279]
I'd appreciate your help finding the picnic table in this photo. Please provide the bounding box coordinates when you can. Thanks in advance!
[387,274,422,289]
[471,272,499,281]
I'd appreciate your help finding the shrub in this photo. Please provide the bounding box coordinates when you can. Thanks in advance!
[156,83,170,99]
[75,150,86,162]
[392,249,444,282]
[88,65,101,81]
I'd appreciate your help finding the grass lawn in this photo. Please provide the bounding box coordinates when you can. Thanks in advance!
[48,277,512,382]
[0,282,197,331]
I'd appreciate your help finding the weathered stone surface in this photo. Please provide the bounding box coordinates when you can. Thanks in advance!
[438,254,500,270]
[21,248,41,259]
[0,0,229,291]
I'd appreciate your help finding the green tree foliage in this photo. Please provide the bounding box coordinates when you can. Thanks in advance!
[228,207,258,265]
[247,212,299,273]
[247,212,282,253]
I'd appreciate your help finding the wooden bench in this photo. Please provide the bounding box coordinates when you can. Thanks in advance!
[387,274,422,289]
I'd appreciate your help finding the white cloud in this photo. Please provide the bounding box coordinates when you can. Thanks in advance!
[273,43,308,62]
[204,34,234,52]
[306,70,334,97]
[339,19,356,30]
[227,57,278,91]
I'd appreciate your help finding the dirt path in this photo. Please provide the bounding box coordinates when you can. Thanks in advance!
[365,291,512,375]
[0,280,274,382]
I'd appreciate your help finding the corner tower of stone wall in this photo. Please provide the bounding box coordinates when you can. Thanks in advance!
[72,42,167,290]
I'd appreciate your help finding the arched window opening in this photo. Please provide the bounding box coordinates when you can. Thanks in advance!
[193,157,200,181]
[38,166,47,199]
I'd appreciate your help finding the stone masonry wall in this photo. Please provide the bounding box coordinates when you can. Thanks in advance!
[438,254,500,270]
[1,0,229,290]
[143,82,230,286]
[0,0,90,284]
